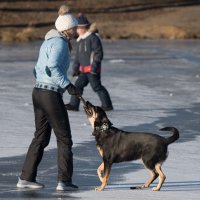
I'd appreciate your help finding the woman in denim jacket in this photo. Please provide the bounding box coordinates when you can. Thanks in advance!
[17,7,79,191]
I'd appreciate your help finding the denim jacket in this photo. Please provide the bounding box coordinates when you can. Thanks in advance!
[34,29,71,93]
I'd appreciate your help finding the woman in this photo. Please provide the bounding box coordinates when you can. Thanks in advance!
[17,8,79,191]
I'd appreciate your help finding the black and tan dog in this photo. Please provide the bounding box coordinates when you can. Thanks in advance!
[83,100,179,191]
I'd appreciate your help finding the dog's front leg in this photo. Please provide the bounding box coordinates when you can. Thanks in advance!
[97,162,104,182]
[95,162,111,191]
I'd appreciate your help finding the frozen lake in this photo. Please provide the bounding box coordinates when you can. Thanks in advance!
[0,40,200,199]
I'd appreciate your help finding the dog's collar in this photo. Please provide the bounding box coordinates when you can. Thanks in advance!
[95,123,109,132]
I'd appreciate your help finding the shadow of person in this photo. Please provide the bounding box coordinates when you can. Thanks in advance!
[0,140,142,198]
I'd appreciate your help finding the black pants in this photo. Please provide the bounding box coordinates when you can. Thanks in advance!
[20,88,73,182]
[69,73,112,109]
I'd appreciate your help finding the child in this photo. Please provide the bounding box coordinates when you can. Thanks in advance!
[65,14,113,111]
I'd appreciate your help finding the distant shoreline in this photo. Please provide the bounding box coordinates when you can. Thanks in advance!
[0,1,200,42]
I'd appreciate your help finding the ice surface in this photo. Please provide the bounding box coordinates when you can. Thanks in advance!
[0,40,199,199]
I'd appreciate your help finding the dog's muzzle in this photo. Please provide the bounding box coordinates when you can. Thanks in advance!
[83,101,94,117]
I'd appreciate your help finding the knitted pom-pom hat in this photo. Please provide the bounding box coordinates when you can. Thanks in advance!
[55,6,78,32]
[58,5,70,16]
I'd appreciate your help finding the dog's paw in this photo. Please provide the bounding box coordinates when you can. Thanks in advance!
[95,186,104,191]
[152,186,160,191]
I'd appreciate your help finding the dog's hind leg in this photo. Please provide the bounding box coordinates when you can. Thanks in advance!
[143,169,158,188]
[132,169,158,190]
[97,162,104,182]
[95,162,111,191]
[132,158,159,190]
[152,163,166,191]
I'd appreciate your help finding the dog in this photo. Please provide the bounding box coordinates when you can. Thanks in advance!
[83,101,179,191]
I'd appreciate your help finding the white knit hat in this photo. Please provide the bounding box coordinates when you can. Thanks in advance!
[55,14,78,32]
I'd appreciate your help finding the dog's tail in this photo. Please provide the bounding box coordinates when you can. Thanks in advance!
[160,127,179,145]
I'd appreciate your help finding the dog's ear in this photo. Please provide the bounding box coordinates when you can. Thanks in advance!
[95,116,112,127]
[102,116,112,127]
